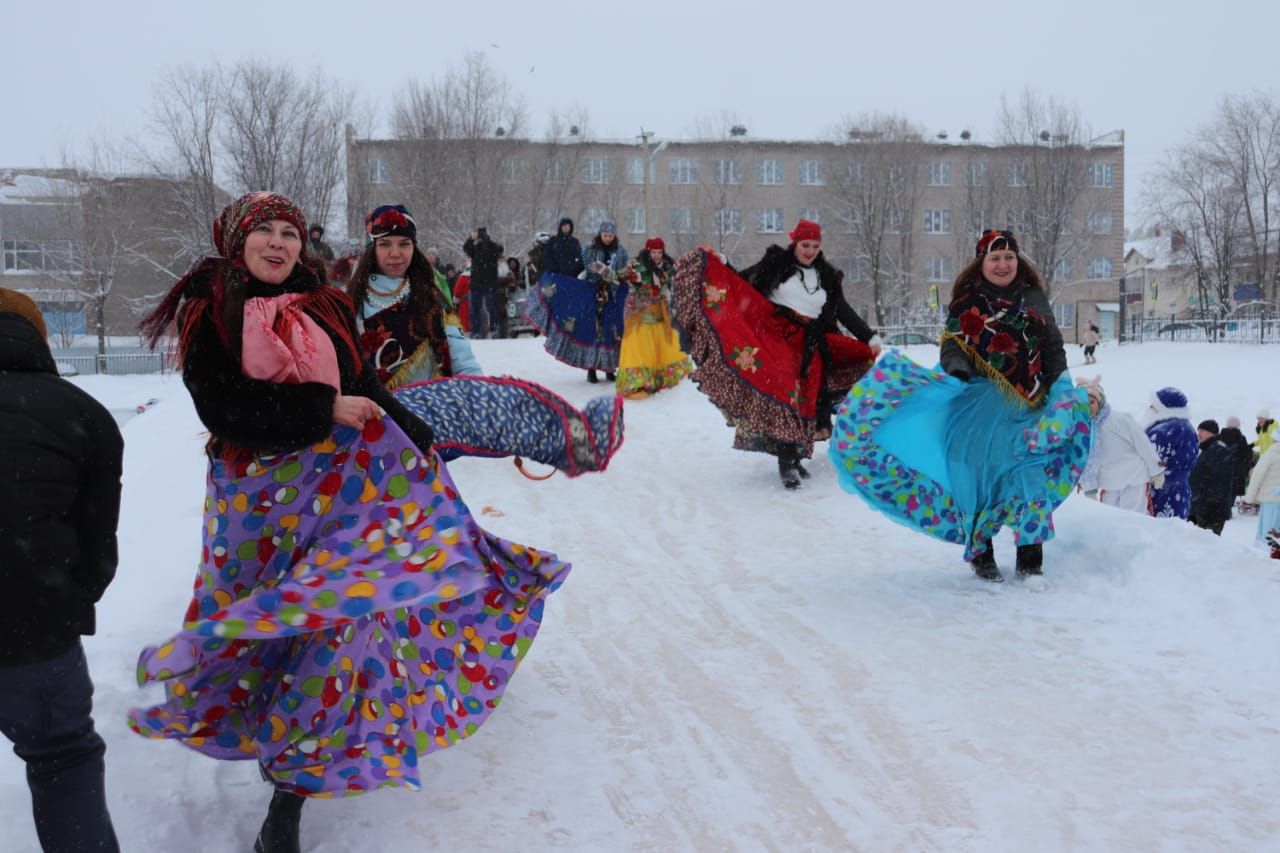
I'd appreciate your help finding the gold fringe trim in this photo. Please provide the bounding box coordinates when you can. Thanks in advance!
[940,331,1048,410]
[385,343,439,392]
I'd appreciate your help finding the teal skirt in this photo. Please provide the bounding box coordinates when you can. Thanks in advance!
[828,351,1092,561]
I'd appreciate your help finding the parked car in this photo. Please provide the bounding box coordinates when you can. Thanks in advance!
[885,331,935,345]
[506,282,535,337]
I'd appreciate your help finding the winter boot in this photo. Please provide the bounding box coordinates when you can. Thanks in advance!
[254,789,305,853]
[777,449,802,490]
[1015,543,1043,576]
[795,461,811,480]
[605,371,616,382]
[587,369,599,384]
[970,541,1002,582]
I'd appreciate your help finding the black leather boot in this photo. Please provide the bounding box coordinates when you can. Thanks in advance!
[970,541,1002,582]
[777,448,802,490]
[255,789,305,853]
[605,371,616,382]
[1015,543,1043,576]
[587,369,599,383]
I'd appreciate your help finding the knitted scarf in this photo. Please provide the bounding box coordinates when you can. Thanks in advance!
[941,282,1050,406]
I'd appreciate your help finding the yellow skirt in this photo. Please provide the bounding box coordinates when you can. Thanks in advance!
[616,303,691,397]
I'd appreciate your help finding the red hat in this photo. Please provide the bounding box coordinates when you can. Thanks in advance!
[789,219,821,244]
[644,237,665,252]
[975,229,1020,257]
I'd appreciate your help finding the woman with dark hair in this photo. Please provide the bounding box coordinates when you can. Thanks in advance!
[616,237,690,399]
[829,230,1093,583]
[347,205,459,385]
[131,192,571,852]
[526,218,629,383]
[673,220,879,489]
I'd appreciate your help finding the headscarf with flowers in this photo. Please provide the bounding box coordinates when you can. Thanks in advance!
[941,280,1052,407]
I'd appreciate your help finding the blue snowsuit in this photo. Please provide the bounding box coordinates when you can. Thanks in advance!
[1146,416,1198,518]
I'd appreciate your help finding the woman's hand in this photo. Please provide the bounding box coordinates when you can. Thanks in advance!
[333,394,382,428]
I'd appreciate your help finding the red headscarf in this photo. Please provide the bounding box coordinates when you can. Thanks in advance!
[789,219,821,244]
[644,237,666,252]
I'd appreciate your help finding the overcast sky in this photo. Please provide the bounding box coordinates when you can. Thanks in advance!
[5,0,1278,224]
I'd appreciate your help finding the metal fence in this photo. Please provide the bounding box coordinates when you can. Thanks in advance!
[52,350,174,376]
[1123,316,1280,345]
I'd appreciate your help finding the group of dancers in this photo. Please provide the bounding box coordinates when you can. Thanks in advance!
[122,192,1093,851]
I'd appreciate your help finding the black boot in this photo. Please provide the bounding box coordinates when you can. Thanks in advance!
[777,448,802,490]
[970,541,1002,582]
[605,371,616,382]
[587,369,599,384]
[1015,543,1043,576]
[255,789,305,853]
[795,461,811,480]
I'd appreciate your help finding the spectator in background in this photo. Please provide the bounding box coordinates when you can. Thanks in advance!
[1243,422,1280,551]
[1219,416,1253,509]
[542,217,584,277]
[1256,408,1276,461]
[463,227,504,339]
[1145,387,1199,519]
[1189,419,1237,535]
[1077,378,1164,514]
[308,224,335,263]
[0,287,123,853]
[1081,322,1100,364]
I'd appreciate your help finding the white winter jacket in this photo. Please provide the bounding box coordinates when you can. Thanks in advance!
[1081,406,1163,492]
[1244,442,1280,504]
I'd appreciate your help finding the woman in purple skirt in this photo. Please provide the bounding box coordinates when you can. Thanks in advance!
[134,192,570,852]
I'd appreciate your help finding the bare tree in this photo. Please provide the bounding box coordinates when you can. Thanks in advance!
[1200,92,1280,302]
[827,114,925,325]
[1147,143,1245,320]
[684,113,750,257]
[996,89,1092,298]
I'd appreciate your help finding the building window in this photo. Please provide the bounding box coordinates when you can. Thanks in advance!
[798,207,821,225]
[501,158,525,183]
[965,209,987,235]
[581,208,610,232]
[626,158,646,184]
[581,158,611,184]
[366,158,389,184]
[756,208,784,233]
[844,160,863,185]
[757,159,784,185]
[923,209,952,235]
[798,160,825,186]
[670,207,698,234]
[712,159,742,185]
[545,160,568,184]
[1053,257,1074,280]
[1008,162,1027,187]
[838,206,859,233]
[1006,209,1028,233]
[713,209,743,234]
[1088,163,1115,187]
[926,162,951,186]
[1086,211,1113,235]
[965,162,988,187]
[1053,303,1075,327]
[2,240,80,273]
[627,207,646,234]
[1087,257,1114,279]
[925,256,953,282]
[887,207,907,234]
[669,158,699,185]
[847,256,871,282]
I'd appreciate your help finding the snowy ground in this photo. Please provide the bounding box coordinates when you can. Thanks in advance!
[4,341,1278,852]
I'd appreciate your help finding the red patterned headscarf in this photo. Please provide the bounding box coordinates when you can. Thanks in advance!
[644,237,665,252]
[789,219,822,244]
[213,192,308,261]
[975,229,1020,257]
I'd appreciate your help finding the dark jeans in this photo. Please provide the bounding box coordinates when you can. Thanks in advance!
[470,285,499,339]
[0,642,119,852]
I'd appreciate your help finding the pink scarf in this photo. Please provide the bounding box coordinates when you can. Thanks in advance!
[241,293,342,391]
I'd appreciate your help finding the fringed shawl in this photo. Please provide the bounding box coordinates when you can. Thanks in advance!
[941,284,1050,407]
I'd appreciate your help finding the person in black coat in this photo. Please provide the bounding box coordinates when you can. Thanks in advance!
[1219,416,1253,502]
[462,227,505,339]
[0,289,122,852]
[1189,419,1237,535]
[542,216,585,277]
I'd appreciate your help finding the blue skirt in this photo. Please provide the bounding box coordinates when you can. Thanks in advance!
[524,272,627,370]
[828,351,1093,561]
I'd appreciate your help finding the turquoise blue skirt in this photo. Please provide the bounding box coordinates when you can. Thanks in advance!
[828,351,1092,561]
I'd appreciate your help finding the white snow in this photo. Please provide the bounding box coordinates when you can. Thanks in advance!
[3,340,1277,852]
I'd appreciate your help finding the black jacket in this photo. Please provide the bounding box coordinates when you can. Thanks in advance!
[463,233,505,288]
[0,312,123,665]
[940,279,1067,388]
[736,245,876,375]
[181,271,435,458]
[1189,436,1237,523]
[1218,426,1252,497]
[543,218,585,277]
